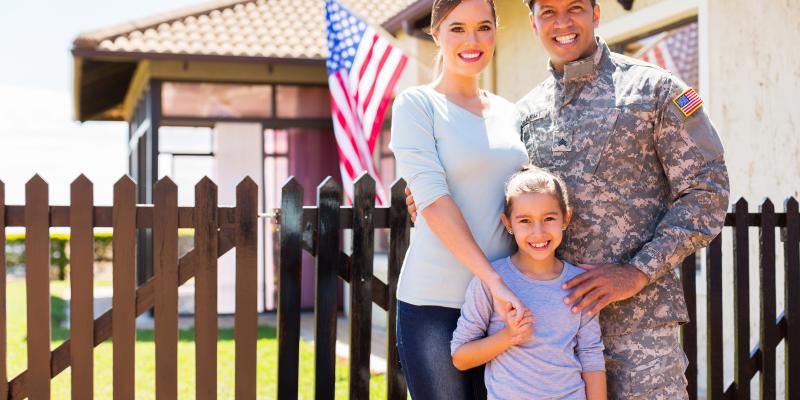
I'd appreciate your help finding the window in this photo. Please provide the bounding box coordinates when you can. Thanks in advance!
[162,82,272,118]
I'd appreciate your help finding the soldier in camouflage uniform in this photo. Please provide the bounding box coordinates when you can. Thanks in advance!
[518,0,730,398]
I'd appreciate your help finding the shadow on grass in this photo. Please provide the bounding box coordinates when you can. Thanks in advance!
[49,292,278,343]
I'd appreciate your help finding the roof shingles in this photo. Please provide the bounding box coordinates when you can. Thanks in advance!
[75,0,424,61]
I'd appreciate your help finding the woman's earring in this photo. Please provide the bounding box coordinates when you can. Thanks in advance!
[507,229,513,235]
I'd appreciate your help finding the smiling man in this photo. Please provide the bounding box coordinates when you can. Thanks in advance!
[516,0,729,399]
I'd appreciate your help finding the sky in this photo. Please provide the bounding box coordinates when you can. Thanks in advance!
[0,0,200,205]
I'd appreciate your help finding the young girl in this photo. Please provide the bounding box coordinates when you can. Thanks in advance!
[451,165,607,399]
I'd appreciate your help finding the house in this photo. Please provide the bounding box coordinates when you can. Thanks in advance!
[70,0,421,312]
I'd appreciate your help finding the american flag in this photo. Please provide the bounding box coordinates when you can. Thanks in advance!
[673,87,703,117]
[325,0,408,204]
[637,22,699,89]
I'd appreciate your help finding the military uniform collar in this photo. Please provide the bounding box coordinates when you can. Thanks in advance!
[548,36,608,83]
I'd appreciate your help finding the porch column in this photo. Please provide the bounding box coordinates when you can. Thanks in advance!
[213,122,265,313]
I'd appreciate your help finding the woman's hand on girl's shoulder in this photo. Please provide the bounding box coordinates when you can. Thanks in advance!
[487,277,530,325]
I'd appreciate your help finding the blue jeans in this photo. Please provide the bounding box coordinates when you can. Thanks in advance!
[396,301,487,400]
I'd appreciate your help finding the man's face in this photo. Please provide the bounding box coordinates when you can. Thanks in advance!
[529,0,600,71]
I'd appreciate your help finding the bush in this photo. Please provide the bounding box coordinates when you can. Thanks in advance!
[5,232,115,280]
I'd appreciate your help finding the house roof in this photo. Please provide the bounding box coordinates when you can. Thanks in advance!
[72,0,426,62]
[72,0,429,122]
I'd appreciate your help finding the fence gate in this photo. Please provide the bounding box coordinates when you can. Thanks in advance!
[0,175,259,400]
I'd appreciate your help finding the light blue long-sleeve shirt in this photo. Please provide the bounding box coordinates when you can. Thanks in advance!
[389,85,529,308]
[452,258,605,399]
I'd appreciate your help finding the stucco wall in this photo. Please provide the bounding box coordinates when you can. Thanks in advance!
[394,31,437,91]
[706,0,800,201]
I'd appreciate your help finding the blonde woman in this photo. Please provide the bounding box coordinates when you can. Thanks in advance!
[390,0,529,398]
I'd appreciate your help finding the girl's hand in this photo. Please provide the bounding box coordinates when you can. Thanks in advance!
[505,311,535,346]
[487,278,529,326]
[503,308,534,345]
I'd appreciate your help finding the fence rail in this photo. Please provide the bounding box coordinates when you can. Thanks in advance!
[0,174,798,399]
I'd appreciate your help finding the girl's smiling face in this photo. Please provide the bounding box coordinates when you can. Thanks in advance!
[432,0,497,78]
[502,192,571,265]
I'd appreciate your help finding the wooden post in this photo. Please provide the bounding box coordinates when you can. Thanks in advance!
[113,176,137,400]
[350,174,375,400]
[25,175,51,400]
[69,175,94,399]
[732,198,750,400]
[706,235,723,400]
[154,178,178,400]
[235,178,258,400]
[277,178,303,400]
[387,179,409,400]
[195,177,219,400]
[784,198,799,400]
[315,177,341,400]
[758,199,776,399]
[0,180,7,400]
[681,253,698,400]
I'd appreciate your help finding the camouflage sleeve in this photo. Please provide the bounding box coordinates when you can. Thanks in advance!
[629,77,730,283]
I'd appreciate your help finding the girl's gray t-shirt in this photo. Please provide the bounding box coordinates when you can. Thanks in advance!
[389,85,529,308]
[452,258,606,400]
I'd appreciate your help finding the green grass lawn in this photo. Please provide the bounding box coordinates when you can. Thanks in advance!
[6,279,388,399]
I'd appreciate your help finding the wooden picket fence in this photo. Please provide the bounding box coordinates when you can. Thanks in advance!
[0,174,798,399]
[685,197,800,400]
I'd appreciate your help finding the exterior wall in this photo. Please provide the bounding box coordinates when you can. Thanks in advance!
[494,0,546,101]
[393,30,437,91]
[706,0,800,201]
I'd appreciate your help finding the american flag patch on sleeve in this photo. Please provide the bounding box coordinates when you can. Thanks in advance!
[672,87,703,117]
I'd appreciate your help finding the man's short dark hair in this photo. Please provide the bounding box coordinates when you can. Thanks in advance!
[525,0,597,11]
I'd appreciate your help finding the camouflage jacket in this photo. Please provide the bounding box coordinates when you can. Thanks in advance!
[517,38,730,336]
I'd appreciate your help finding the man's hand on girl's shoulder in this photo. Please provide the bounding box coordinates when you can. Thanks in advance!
[561,263,648,317]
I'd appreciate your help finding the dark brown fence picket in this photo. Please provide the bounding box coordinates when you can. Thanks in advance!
[315,177,341,400]
[732,198,750,400]
[235,178,258,400]
[195,178,219,400]
[277,178,303,400]
[350,174,375,400]
[680,252,698,400]
[69,175,94,399]
[0,180,6,400]
[112,177,137,400]
[759,199,777,399]
[784,198,799,400]
[706,235,723,400]
[387,179,410,400]
[25,175,51,400]
[154,178,178,400]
